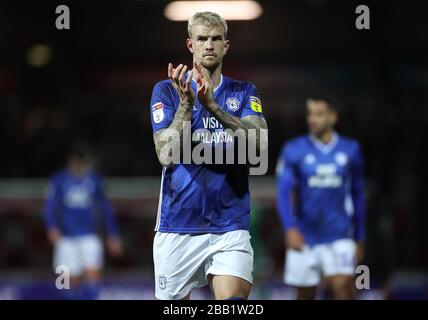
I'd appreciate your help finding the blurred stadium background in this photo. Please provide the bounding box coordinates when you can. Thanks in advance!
[0,0,427,299]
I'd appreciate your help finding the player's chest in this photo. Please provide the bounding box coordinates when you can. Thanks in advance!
[298,150,351,184]
[61,179,96,207]
[191,93,244,131]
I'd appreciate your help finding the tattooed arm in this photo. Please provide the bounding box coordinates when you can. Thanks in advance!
[193,62,268,153]
[153,63,194,167]
[212,108,268,153]
[153,102,193,167]
[213,108,267,131]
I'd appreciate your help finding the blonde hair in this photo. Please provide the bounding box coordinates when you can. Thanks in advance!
[188,11,228,39]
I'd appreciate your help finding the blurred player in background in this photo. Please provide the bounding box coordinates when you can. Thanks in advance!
[44,142,123,300]
[150,12,267,300]
[276,97,365,299]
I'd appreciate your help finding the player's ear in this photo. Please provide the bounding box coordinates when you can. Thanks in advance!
[223,39,230,55]
[186,38,194,54]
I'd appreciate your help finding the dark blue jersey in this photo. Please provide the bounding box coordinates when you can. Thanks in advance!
[150,74,265,233]
[44,170,119,237]
[276,134,365,245]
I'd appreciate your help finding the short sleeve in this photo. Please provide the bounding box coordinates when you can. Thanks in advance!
[150,81,177,133]
[240,82,265,119]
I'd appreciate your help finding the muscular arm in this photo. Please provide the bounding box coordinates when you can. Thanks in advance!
[351,144,365,242]
[153,63,196,167]
[153,101,193,167]
[44,180,60,232]
[211,103,268,153]
[213,106,267,131]
[193,62,268,153]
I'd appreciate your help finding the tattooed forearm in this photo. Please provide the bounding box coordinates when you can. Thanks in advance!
[213,106,267,131]
[212,103,268,153]
[153,102,193,167]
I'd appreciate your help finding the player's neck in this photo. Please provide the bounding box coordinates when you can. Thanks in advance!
[315,130,335,145]
[193,63,222,89]
[209,66,222,89]
[68,166,90,179]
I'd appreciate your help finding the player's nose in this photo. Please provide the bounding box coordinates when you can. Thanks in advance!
[205,38,214,49]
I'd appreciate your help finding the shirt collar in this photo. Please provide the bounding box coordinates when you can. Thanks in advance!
[308,132,339,154]
[190,72,223,93]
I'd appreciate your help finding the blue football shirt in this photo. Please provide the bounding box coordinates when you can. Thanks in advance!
[150,74,265,233]
[44,170,119,237]
[276,133,365,245]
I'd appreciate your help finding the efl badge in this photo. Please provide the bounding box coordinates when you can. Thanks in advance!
[152,102,164,124]
[226,97,240,112]
[249,96,262,112]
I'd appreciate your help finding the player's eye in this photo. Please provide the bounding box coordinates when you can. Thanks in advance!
[197,36,207,41]
[212,36,222,41]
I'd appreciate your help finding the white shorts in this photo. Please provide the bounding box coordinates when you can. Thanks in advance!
[284,238,356,287]
[54,234,104,276]
[153,230,254,300]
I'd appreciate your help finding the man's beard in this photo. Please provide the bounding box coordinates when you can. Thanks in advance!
[201,60,221,75]
[312,126,331,139]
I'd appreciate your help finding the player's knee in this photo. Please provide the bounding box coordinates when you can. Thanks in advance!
[213,278,251,300]
[296,287,317,300]
[331,277,353,299]
[84,268,101,281]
